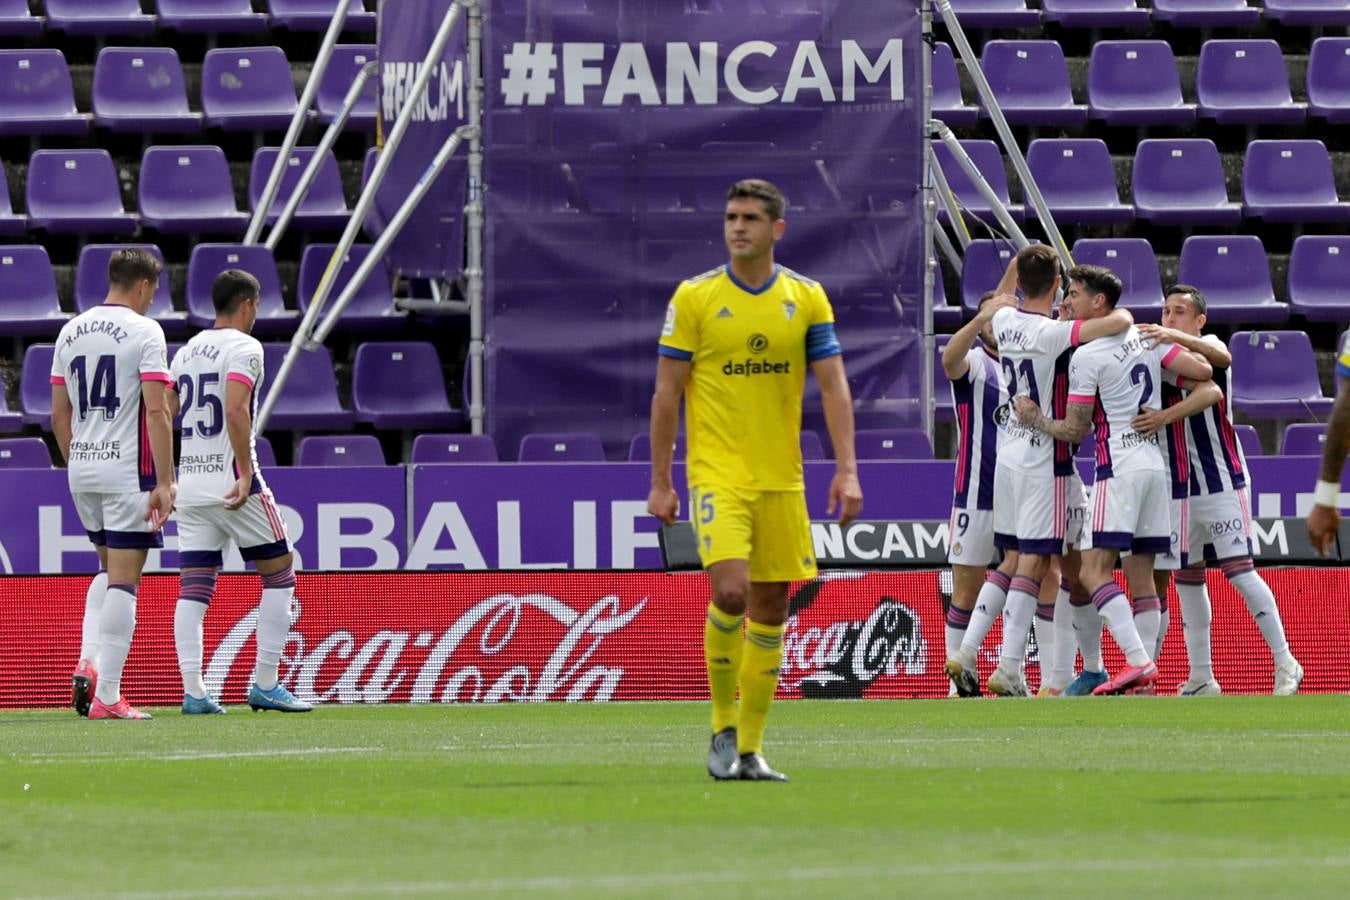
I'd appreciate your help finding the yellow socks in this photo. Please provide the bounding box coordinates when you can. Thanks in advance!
[737,619,785,755]
[704,603,744,733]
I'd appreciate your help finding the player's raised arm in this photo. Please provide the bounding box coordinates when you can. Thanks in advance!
[942,293,1015,381]
[1159,343,1213,384]
[1131,380,1221,438]
[1072,306,1133,345]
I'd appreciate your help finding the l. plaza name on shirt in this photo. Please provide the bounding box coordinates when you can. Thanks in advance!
[179,343,221,364]
[63,319,129,347]
[722,359,791,377]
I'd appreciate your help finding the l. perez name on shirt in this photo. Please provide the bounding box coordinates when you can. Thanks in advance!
[62,319,130,348]
[1111,335,1147,363]
[179,452,227,475]
[722,358,791,377]
[69,440,121,462]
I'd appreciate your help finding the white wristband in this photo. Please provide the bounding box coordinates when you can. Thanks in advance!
[1313,480,1340,509]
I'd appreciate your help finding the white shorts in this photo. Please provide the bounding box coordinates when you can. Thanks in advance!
[72,491,163,550]
[1188,488,1253,563]
[994,463,1087,556]
[1082,468,1171,555]
[948,507,996,567]
[176,491,292,568]
[1152,497,1190,571]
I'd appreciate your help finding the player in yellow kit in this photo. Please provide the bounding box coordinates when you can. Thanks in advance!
[647,179,863,782]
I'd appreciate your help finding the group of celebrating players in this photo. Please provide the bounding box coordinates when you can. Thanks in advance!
[940,245,1304,699]
[55,249,311,719]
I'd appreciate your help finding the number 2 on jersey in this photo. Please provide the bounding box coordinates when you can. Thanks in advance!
[176,373,224,438]
[1130,364,1154,413]
[1001,357,1040,404]
[70,355,120,421]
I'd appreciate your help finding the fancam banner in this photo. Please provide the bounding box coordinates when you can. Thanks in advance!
[1,569,1343,710]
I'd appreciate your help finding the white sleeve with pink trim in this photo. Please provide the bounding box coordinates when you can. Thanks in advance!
[137,320,172,385]
[1066,345,1098,405]
[226,338,264,393]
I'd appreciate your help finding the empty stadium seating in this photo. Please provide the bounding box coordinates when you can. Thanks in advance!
[1229,331,1334,420]
[0,437,51,467]
[296,434,384,467]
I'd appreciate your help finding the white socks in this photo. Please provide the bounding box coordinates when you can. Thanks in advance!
[1071,594,1103,673]
[1175,572,1213,681]
[959,571,1011,658]
[94,584,137,704]
[1223,559,1295,668]
[1091,582,1150,667]
[79,571,107,663]
[1131,595,1163,666]
[255,567,297,691]
[174,600,209,699]
[999,575,1041,667]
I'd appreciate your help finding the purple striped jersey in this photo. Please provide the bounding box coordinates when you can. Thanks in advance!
[1159,373,1192,499]
[950,346,1005,511]
[990,307,1084,476]
[1185,335,1247,496]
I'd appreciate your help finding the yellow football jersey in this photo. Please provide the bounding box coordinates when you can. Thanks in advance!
[658,264,840,491]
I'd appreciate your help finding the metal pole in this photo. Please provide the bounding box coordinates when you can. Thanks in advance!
[310,126,476,346]
[933,0,1072,265]
[932,120,1029,248]
[920,0,935,445]
[927,139,970,249]
[257,0,467,433]
[266,61,379,253]
[934,221,963,277]
[465,0,485,435]
[244,2,349,245]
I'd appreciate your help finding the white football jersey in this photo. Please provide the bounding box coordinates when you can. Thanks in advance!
[170,328,268,507]
[1068,326,1174,478]
[990,307,1081,475]
[51,305,171,493]
[1183,334,1247,496]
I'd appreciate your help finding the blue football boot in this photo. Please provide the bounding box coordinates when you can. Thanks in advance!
[1065,670,1109,696]
[182,693,226,715]
[247,683,314,713]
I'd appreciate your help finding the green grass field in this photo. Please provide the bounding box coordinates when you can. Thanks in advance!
[3,697,1349,899]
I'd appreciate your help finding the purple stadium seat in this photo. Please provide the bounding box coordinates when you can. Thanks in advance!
[1131,139,1241,227]
[0,0,40,36]
[0,393,21,433]
[1070,238,1163,322]
[1308,38,1350,124]
[800,430,827,460]
[20,344,54,427]
[1027,139,1133,226]
[0,437,51,467]
[1042,0,1149,28]
[941,0,1040,28]
[934,335,954,423]
[1151,0,1260,27]
[0,172,25,236]
[296,435,385,468]
[93,47,201,134]
[0,247,66,337]
[1288,236,1350,322]
[1178,237,1287,325]
[1281,423,1327,456]
[267,0,376,31]
[0,50,89,136]
[46,0,155,35]
[352,342,463,430]
[932,139,1025,226]
[249,147,350,231]
[297,244,405,330]
[518,432,606,462]
[74,245,187,335]
[1234,424,1261,459]
[932,43,977,127]
[186,245,298,335]
[932,263,962,331]
[960,240,1018,314]
[257,343,355,431]
[1242,140,1350,224]
[1264,0,1350,26]
[316,44,378,131]
[25,149,136,235]
[856,428,933,460]
[1229,331,1333,420]
[254,435,277,468]
[139,146,249,234]
[201,47,299,131]
[411,434,499,464]
[627,433,687,462]
[157,0,268,33]
[978,41,1088,127]
[1087,41,1195,127]
[1197,40,1306,126]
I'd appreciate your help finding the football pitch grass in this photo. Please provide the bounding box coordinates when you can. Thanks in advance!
[3,697,1349,899]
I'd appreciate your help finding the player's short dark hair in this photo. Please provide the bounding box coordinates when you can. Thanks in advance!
[727,179,785,221]
[977,290,998,306]
[107,249,163,291]
[1015,244,1061,299]
[1165,283,1207,317]
[1067,264,1123,309]
[212,269,261,315]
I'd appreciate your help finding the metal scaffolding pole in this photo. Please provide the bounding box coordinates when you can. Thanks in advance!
[927,140,970,250]
[465,0,485,436]
[931,120,1029,249]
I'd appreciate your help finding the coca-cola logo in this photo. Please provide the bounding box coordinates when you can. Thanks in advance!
[204,592,647,704]
[781,574,927,698]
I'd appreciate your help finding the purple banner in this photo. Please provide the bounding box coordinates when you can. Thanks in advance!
[483,0,928,460]
[376,0,468,277]
[0,467,406,575]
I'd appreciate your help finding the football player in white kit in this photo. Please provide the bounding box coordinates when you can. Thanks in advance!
[168,270,312,714]
[981,247,1132,697]
[1016,266,1212,695]
[51,249,177,720]
[1136,286,1303,696]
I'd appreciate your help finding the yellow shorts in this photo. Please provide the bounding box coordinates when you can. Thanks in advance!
[690,484,817,583]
